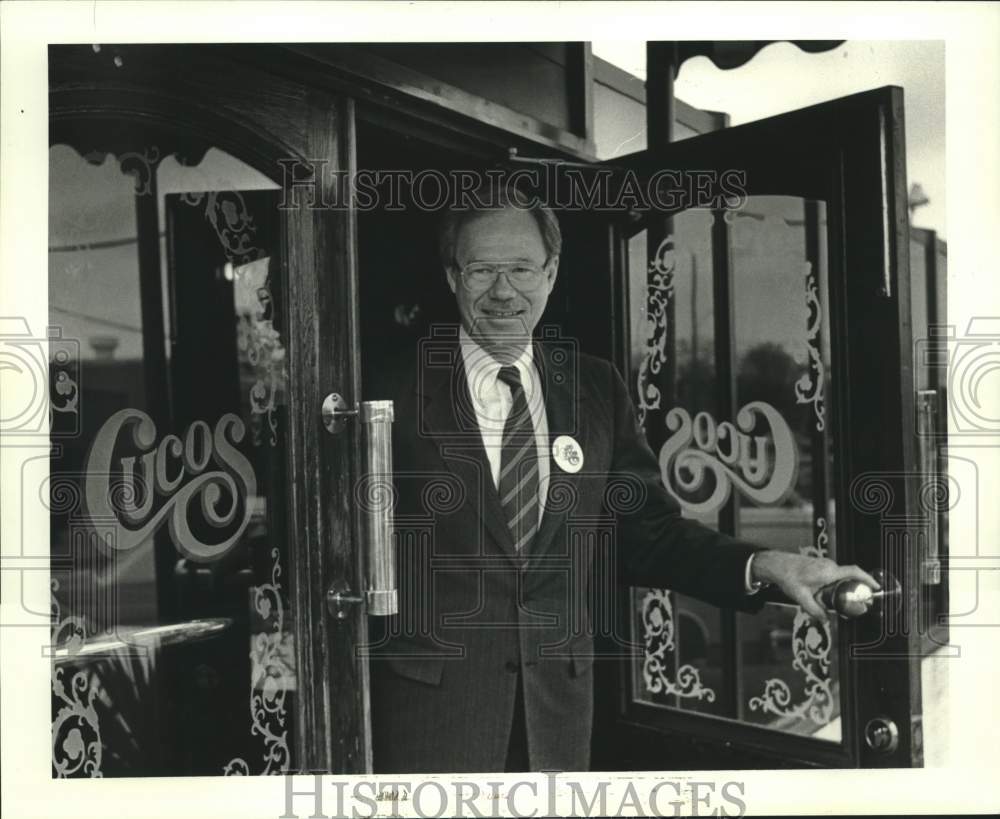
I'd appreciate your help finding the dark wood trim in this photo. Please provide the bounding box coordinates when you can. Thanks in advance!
[711,206,740,719]
[353,99,501,164]
[610,221,634,378]
[618,702,852,769]
[284,92,370,773]
[606,220,630,377]
[278,44,595,158]
[826,140,862,769]
[646,42,677,146]
[567,42,594,143]
[343,96,373,774]
[836,88,923,768]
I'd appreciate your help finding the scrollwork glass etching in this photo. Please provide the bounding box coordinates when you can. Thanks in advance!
[224,547,292,776]
[51,580,103,778]
[638,588,717,703]
[636,235,676,427]
[794,260,827,432]
[747,519,835,729]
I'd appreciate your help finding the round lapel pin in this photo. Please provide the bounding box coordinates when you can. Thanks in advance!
[552,435,584,473]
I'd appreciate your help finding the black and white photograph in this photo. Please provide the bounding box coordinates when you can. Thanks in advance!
[1,2,998,817]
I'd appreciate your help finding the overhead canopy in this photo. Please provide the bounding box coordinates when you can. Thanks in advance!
[672,41,845,71]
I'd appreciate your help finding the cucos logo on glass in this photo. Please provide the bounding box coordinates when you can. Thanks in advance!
[83,410,257,561]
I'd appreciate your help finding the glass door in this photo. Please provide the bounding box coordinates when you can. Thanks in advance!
[47,45,367,776]
[595,87,927,769]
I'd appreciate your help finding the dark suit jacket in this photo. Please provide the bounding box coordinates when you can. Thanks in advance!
[367,334,765,773]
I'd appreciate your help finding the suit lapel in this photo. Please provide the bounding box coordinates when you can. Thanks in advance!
[417,342,522,565]
[416,337,591,566]
[529,340,589,560]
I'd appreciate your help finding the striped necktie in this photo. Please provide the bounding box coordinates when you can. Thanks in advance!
[497,365,540,552]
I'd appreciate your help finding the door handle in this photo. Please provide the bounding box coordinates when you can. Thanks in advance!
[358,400,397,616]
[760,568,902,619]
[818,568,902,619]
[322,397,398,620]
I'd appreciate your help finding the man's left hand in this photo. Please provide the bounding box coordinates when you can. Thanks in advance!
[751,550,880,622]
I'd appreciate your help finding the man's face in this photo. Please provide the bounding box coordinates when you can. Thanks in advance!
[446,206,558,362]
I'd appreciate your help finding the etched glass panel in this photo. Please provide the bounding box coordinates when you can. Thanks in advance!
[730,196,842,742]
[626,197,843,741]
[629,211,726,716]
[48,139,295,776]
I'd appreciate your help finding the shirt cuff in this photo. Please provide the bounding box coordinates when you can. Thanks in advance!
[744,551,766,595]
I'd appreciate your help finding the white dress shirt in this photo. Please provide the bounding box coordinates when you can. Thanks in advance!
[458,328,760,593]
[459,328,549,515]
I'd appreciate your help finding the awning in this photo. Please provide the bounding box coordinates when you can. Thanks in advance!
[673,41,845,71]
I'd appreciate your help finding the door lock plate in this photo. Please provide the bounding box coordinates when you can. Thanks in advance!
[322,392,358,434]
[864,716,900,754]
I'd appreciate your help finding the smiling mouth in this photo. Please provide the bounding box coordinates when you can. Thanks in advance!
[482,308,526,318]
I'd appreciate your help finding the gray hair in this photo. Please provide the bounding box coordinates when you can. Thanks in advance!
[437,179,562,269]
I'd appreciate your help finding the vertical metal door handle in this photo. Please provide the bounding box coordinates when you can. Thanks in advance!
[916,389,943,584]
[360,400,397,616]
[321,396,398,619]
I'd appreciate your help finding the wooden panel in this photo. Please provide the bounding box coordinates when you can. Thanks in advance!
[280,44,594,157]
[566,42,594,140]
[50,45,309,178]
[281,93,368,773]
[360,43,573,133]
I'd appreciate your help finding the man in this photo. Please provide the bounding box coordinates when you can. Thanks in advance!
[368,182,878,774]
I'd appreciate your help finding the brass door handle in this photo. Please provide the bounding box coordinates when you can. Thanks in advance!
[819,568,902,619]
[760,568,902,619]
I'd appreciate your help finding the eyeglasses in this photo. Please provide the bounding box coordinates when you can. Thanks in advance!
[458,261,549,291]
